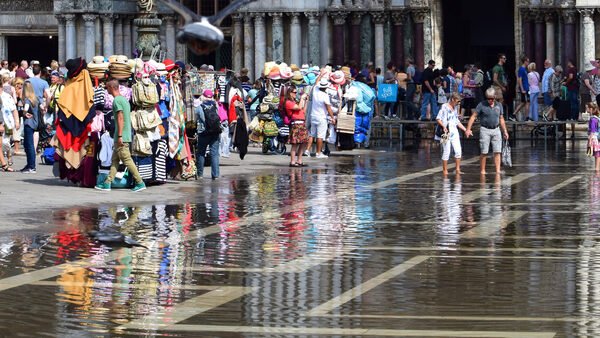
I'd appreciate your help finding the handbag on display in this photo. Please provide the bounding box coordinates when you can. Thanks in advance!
[132,131,153,155]
[132,108,162,131]
[336,101,356,134]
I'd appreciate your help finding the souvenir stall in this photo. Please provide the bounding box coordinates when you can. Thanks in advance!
[51,55,190,188]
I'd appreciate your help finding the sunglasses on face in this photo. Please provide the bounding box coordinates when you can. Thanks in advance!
[487,97,495,101]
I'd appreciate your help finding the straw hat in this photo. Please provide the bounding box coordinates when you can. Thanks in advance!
[318,78,330,89]
[290,64,300,72]
[341,66,352,80]
[156,63,168,76]
[108,55,128,64]
[87,56,109,70]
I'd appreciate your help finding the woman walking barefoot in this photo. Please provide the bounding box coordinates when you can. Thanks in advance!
[436,93,468,176]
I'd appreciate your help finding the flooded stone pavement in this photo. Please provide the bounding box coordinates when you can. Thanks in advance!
[0,139,599,337]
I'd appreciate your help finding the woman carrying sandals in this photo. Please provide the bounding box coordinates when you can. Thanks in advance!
[284,85,309,167]
[0,90,18,172]
[436,92,468,176]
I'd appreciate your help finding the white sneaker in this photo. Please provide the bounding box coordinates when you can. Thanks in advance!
[304,150,310,157]
[315,153,328,159]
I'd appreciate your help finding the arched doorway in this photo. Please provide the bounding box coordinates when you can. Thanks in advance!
[441,0,516,109]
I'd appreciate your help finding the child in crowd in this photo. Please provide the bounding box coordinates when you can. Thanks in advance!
[587,102,600,171]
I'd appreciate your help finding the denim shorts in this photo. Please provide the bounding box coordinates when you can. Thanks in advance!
[480,126,502,154]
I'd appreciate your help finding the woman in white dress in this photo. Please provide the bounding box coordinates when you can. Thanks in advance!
[436,92,469,176]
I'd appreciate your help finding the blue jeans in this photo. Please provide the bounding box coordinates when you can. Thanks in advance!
[529,92,539,121]
[196,134,220,179]
[568,89,579,120]
[23,125,36,170]
[420,92,438,120]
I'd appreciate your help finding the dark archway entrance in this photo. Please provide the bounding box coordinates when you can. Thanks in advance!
[7,36,57,67]
[442,0,516,108]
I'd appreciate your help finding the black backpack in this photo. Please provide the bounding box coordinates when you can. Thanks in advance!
[483,69,494,91]
[200,102,222,136]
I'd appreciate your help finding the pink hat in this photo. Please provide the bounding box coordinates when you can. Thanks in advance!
[268,65,281,80]
[330,70,346,85]
[203,89,214,98]
[279,66,293,80]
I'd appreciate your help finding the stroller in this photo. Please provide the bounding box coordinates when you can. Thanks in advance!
[258,112,286,155]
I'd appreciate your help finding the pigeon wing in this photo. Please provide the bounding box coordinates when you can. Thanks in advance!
[159,0,201,24]
[208,0,258,27]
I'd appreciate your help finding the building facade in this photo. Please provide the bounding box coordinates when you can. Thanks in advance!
[0,0,599,77]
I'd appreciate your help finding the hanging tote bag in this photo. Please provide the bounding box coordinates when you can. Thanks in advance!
[377,83,398,103]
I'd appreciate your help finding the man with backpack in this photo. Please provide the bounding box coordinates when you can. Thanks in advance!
[195,89,222,179]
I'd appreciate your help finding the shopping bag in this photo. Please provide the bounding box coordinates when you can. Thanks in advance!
[377,83,398,103]
[501,140,512,167]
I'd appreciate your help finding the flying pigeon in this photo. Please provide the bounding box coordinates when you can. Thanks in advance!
[159,0,258,55]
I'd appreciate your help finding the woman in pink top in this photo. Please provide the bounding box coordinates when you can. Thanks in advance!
[527,62,540,121]
[284,85,309,167]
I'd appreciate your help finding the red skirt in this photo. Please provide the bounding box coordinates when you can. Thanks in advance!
[289,123,308,144]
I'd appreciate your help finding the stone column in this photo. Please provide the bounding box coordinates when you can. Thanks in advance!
[545,11,555,63]
[82,14,97,61]
[102,14,115,57]
[56,15,66,63]
[0,34,5,61]
[289,13,302,66]
[95,17,102,55]
[579,9,595,71]
[232,13,244,71]
[371,12,386,71]
[132,20,138,55]
[534,11,545,74]
[164,15,176,60]
[65,14,77,60]
[114,15,124,55]
[254,13,266,78]
[243,14,254,79]
[331,11,348,66]
[123,16,132,57]
[306,12,321,65]
[349,13,362,65]
[412,10,427,70]
[391,11,405,69]
[270,13,284,62]
[562,10,576,66]
[522,10,534,60]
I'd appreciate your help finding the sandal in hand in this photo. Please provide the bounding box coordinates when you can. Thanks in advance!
[1,164,14,172]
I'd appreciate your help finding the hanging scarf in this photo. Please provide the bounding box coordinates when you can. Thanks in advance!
[57,69,94,122]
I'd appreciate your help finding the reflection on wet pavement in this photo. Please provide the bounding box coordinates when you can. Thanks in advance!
[0,141,599,337]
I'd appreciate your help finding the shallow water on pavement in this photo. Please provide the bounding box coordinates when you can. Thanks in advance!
[0,139,599,337]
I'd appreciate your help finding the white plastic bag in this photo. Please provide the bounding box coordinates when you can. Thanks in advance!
[501,140,512,167]
[326,124,337,144]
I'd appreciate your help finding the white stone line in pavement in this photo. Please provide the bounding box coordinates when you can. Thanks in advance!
[460,173,536,203]
[154,324,557,337]
[461,211,528,238]
[318,313,582,323]
[306,255,430,316]
[499,236,600,240]
[526,176,582,201]
[365,157,480,189]
[30,281,222,290]
[363,246,600,253]
[117,286,256,331]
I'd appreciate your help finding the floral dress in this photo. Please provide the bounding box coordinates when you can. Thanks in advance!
[588,116,600,157]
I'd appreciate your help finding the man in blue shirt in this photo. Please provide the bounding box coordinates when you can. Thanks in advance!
[514,56,530,121]
[541,59,555,116]
[26,64,49,113]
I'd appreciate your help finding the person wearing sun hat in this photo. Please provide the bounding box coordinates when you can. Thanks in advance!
[307,77,335,159]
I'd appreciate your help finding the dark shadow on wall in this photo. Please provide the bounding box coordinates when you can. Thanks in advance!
[7,35,58,66]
